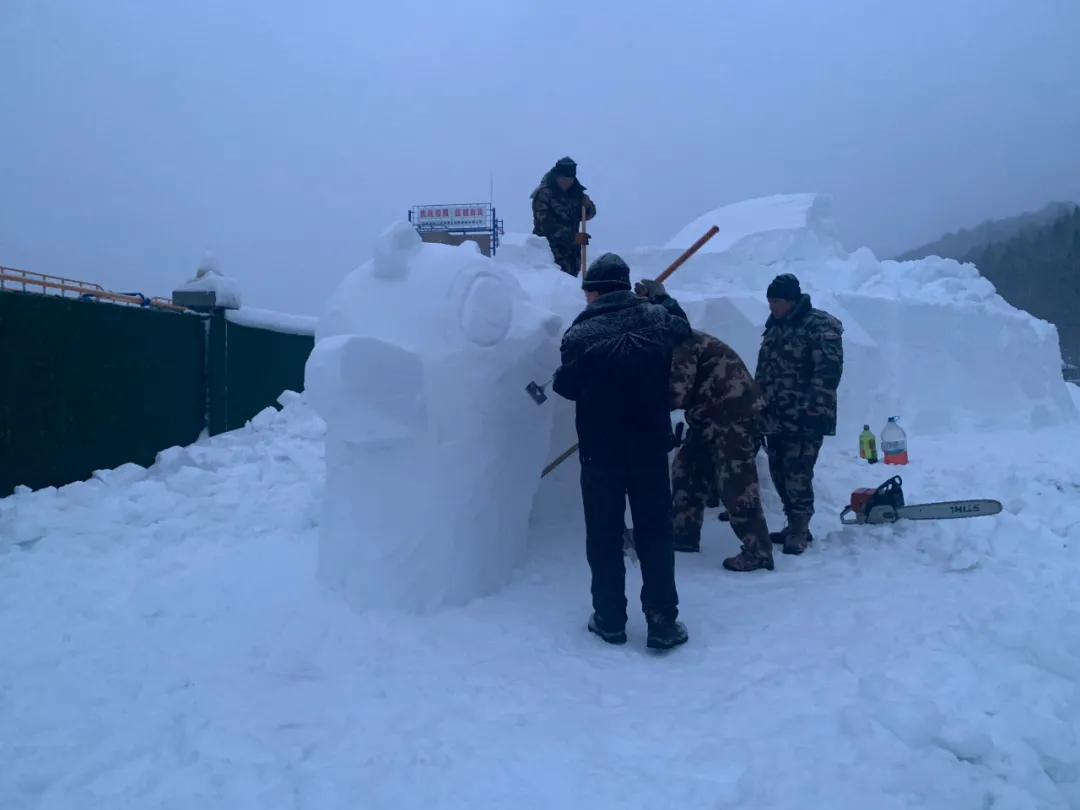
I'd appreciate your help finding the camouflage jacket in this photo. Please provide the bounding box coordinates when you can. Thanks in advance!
[646,292,772,443]
[530,173,596,247]
[754,293,844,437]
[670,329,771,444]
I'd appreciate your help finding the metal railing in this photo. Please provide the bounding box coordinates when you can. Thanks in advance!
[0,266,186,311]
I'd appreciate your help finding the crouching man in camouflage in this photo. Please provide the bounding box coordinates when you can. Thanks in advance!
[755,273,844,555]
[635,279,776,573]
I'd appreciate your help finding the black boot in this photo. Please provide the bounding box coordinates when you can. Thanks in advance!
[722,547,775,572]
[783,515,812,556]
[588,612,627,645]
[717,510,730,522]
[673,523,701,553]
[645,611,689,650]
[770,525,813,545]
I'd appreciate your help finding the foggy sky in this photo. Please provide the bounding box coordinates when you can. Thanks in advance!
[2,0,1079,315]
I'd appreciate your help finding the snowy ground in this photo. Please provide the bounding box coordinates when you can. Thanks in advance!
[3,395,1080,809]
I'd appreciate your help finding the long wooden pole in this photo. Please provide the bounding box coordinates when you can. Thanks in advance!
[540,224,720,478]
[579,203,588,277]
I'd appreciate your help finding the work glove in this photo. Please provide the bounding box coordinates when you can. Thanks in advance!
[573,232,591,246]
[582,194,593,208]
[634,278,666,300]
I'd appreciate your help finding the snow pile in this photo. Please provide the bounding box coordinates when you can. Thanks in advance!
[0,391,325,553]
[3,395,1080,807]
[303,222,563,613]
[495,234,588,324]
[174,251,243,309]
[494,231,562,268]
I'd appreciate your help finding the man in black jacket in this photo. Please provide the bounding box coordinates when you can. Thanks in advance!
[551,253,692,650]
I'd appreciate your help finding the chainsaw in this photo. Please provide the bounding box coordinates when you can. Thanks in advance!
[840,475,1003,526]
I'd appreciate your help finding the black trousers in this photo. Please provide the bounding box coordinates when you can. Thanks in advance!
[580,456,679,624]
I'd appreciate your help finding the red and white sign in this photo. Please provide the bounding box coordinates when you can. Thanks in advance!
[414,204,490,230]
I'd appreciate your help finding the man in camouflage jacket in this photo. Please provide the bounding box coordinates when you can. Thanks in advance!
[754,273,844,555]
[530,157,596,277]
[636,279,777,573]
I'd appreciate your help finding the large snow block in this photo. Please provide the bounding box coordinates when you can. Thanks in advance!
[667,193,846,265]
[836,294,1077,433]
[305,221,563,613]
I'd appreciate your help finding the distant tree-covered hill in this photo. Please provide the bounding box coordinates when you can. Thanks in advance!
[895,201,1077,263]
[953,205,1080,377]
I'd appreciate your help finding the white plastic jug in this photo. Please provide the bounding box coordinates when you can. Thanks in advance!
[881,416,908,465]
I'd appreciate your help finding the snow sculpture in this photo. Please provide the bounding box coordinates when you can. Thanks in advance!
[305,222,564,613]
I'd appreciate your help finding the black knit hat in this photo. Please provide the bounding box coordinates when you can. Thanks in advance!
[582,253,632,295]
[553,156,577,178]
[766,273,801,301]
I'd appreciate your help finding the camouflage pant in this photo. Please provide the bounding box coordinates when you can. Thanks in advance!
[548,239,581,277]
[671,424,772,557]
[764,434,823,519]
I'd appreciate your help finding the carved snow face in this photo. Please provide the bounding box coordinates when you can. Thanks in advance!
[307,221,563,447]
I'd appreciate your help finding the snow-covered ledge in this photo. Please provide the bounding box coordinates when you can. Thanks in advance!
[225,307,317,337]
[172,251,242,311]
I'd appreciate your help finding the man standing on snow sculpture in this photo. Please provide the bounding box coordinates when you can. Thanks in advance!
[636,279,777,572]
[754,273,844,556]
[551,253,692,651]
[530,157,596,278]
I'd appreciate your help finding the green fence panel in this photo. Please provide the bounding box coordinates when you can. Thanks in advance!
[206,312,229,436]
[0,291,207,497]
[207,315,314,435]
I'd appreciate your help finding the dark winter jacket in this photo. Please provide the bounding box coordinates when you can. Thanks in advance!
[552,290,692,464]
[754,293,844,437]
[531,173,597,248]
